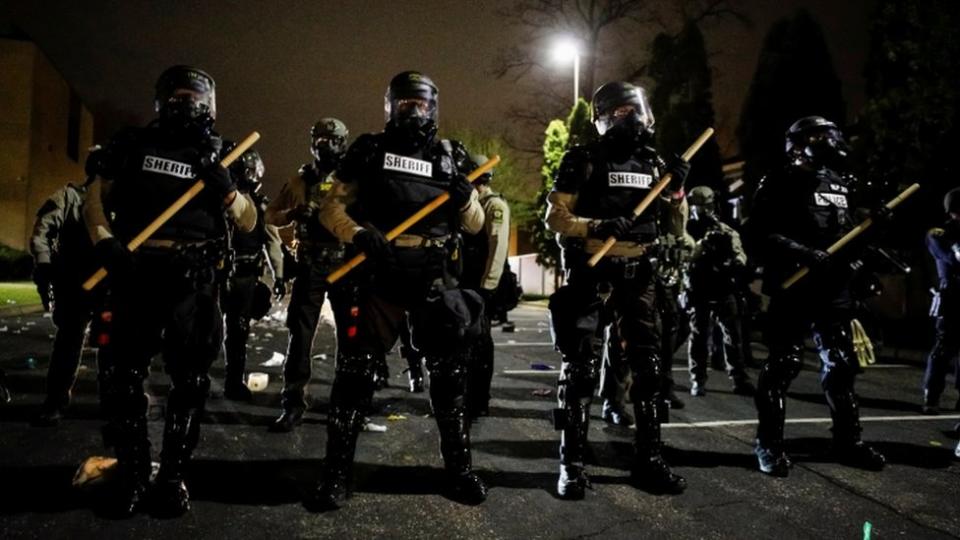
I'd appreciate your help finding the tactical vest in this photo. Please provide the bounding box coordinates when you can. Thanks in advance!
[107,126,226,243]
[806,169,854,245]
[572,146,662,243]
[355,135,459,238]
[297,164,339,245]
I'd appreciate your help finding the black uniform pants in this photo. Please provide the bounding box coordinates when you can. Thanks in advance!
[103,251,223,479]
[755,292,863,448]
[688,295,748,385]
[280,257,353,411]
[550,256,663,467]
[43,278,96,409]
[466,309,494,413]
[323,246,482,476]
[221,270,259,387]
[922,312,960,400]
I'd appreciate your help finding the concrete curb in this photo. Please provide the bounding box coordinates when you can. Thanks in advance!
[0,303,44,317]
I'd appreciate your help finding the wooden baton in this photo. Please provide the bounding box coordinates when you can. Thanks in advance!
[587,127,715,267]
[780,182,921,290]
[325,155,501,285]
[82,131,261,291]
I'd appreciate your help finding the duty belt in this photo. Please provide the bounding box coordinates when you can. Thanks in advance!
[392,234,451,249]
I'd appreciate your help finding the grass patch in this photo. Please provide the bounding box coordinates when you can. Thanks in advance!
[0,282,41,307]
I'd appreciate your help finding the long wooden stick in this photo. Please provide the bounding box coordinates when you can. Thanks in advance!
[781,182,921,290]
[82,131,261,291]
[587,127,715,267]
[326,155,501,285]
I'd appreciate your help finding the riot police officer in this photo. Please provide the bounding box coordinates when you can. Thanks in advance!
[29,161,102,426]
[265,118,351,432]
[461,154,511,419]
[685,186,754,397]
[745,116,886,477]
[308,71,486,511]
[83,65,257,516]
[221,149,284,401]
[545,81,690,498]
[921,188,960,414]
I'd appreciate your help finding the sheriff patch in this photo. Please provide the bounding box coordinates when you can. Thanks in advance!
[142,156,195,180]
[384,153,432,178]
[815,192,848,208]
[608,172,653,189]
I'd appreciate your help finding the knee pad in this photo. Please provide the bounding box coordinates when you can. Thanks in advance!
[627,353,661,401]
[558,358,599,402]
[763,349,803,385]
[335,352,378,380]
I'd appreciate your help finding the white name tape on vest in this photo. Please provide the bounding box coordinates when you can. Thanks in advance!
[142,156,195,180]
[608,172,653,189]
[383,153,433,178]
[815,192,848,208]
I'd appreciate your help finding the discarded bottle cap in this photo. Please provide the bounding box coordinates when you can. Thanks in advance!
[246,372,269,392]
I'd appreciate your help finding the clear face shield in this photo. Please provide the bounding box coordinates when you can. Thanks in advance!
[384,96,438,127]
[594,87,654,136]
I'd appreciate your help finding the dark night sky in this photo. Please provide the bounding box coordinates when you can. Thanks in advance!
[1,0,871,195]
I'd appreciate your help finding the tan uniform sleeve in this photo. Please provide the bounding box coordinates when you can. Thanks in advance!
[459,189,484,235]
[318,177,364,242]
[660,194,688,238]
[545,191,592,237]
[481,195,511,291]
[265,175,305,227]
[226,192,257,233]
[83,178,115,244]
[263,223,285,281]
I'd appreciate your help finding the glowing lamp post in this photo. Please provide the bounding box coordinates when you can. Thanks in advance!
[552,39,580,105]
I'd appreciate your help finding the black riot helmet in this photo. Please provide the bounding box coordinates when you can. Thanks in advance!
[154,65,217,133]
[229,149,265,194]
[785,116,851,171]
[384,71,438,148]
[592,82,655,145]
[310,118,349,170]
[470,153,494,185]
[945,188,960,216]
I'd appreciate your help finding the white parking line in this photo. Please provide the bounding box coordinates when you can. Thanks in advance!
[503,364,915,376]
[663,414,960,429]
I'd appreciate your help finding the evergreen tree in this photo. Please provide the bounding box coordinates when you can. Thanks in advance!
[648,21,725,204]
[532,119,570,271]
[737,9,846,189]
[859,0,960,235]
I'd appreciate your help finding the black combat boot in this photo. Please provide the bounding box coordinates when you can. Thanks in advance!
[304,406,365,512]
[557,399,592,499]
[921,390,940,415]
[754,368,792,477]
[828,391,885,471]
[630,399,685,494]
[152,405,201,518]
[435,406,487,505]
[105,418,153,517]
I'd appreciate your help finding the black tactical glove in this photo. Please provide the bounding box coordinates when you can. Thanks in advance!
[95,237,134,281]
[449,174,475,208]
[32,262,53,311]
[589,216,634,239]
[202,163,235,200]
[800,247,830,268]
[666,155,691,192]
[354,227,390,260]
[951,243,960,264]
[869,205,893,227]
[273,279,287,301]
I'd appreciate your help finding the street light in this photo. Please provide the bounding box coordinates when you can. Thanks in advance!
[551,38,580,104]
